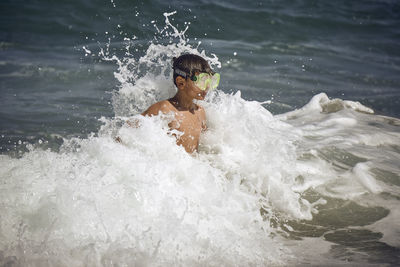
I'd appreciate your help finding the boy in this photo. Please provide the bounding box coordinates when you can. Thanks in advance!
[140,54,220,153]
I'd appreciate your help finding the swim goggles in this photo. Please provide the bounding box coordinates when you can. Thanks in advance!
[174,68,220,91]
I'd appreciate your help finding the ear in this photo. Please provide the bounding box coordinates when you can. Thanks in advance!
[175,76,186,90]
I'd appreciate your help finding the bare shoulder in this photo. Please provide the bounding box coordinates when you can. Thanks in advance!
[141,100,176,116]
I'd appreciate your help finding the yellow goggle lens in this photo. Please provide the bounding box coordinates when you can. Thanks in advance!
[193,73,220,91]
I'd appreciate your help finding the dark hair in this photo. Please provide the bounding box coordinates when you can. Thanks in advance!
[172,54,213,86]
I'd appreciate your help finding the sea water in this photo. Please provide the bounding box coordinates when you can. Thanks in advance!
[1,1,400,266]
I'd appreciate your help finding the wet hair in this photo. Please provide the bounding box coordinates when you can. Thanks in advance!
[172,54,213,86]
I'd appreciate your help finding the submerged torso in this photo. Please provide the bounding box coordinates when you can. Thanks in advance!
[167,100,206,153]
[145,99,205,153]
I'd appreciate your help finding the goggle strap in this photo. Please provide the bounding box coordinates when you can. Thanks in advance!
[174,68,188,78]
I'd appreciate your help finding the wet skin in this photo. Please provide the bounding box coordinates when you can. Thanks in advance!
[141,74,208,153]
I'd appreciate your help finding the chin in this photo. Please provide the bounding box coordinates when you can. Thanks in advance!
[195,92,207,100]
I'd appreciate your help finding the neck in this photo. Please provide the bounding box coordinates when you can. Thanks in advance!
[171,92,195,111]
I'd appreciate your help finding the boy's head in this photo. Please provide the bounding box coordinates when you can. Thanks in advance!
[172,54,213,86]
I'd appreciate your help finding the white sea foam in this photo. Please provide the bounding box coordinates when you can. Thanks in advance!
[0,96,296,265]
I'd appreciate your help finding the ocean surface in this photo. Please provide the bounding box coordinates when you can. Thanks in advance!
[1,0,400,266]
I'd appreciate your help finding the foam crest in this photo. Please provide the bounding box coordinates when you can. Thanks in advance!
[280,93,374,120]
[199,91,316,220]
[279,93,399,204]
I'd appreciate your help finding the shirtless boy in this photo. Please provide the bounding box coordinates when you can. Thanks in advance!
[141,54,220,153]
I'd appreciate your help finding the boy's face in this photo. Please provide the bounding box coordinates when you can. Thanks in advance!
[176,72,208,100]
[187,72,208,100]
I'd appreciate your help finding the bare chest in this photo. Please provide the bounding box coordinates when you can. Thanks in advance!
[174,110,203,136]
[170,110,205,152]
